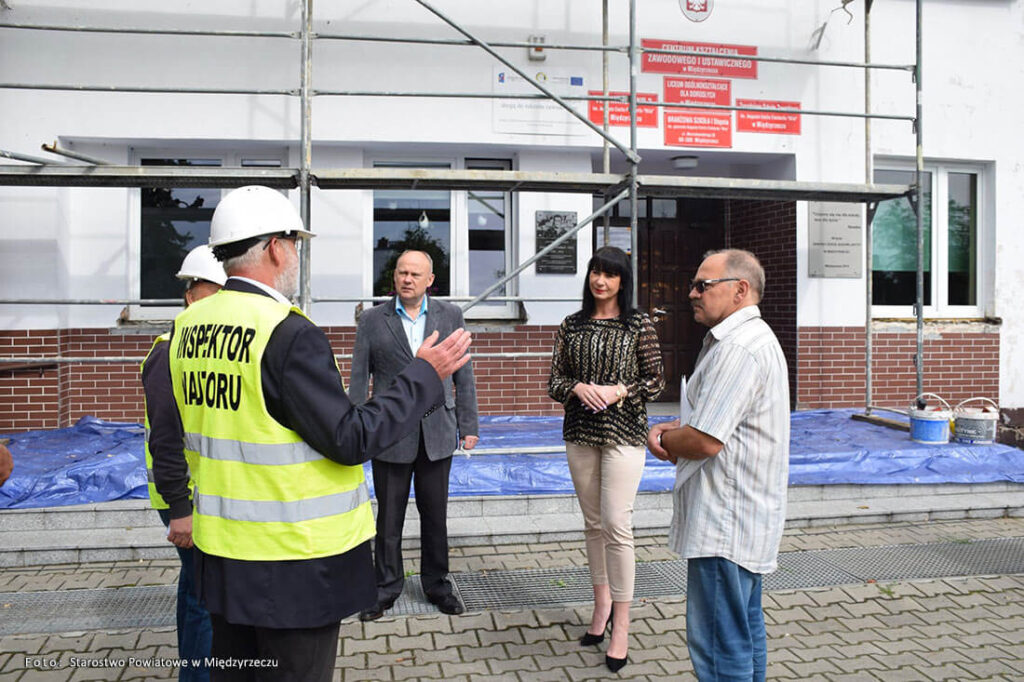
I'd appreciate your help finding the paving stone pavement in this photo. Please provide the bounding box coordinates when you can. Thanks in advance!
[1,517,1023,681]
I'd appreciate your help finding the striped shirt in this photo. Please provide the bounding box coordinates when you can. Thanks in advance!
[548,310,665,447]
[668,305,790,574]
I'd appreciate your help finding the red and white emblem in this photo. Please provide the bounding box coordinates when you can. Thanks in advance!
[680,0,714,23]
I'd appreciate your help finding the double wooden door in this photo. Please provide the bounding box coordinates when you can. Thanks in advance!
[637,199,725,403]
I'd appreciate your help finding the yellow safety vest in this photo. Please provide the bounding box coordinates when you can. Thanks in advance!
[168,289,373,561]
[141,334,172,510]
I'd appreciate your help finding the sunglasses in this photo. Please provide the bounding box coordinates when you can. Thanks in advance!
[262,233,299,250]
[689,277,740,293]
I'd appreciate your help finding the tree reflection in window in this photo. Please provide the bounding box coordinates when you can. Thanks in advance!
[140,159,219,303]
[871,169,932,306]
[372,185,451,298]
[947,172,977,306]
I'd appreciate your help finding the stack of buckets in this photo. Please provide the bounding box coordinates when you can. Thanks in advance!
[909,393,999,445]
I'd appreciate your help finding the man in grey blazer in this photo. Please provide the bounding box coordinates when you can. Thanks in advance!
[351,250,479,620]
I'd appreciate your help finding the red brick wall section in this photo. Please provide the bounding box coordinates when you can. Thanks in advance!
[58,330,154,428]
[1,325,565,432]
[0,323,1006,431]
[797,326,1000,410]
[0,330,61,432]
[727,199,798,407]
[470,326,561,416]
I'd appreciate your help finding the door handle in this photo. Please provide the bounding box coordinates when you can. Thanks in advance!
[652,307,668,322]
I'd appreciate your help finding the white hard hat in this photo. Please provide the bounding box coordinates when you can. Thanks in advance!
[208,185,314,249]
[176,245,227,286]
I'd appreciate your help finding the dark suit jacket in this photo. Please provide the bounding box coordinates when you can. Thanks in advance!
[350,296,479,464]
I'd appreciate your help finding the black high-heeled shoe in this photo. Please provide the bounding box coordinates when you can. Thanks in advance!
[605,654,629,673]
[578,608,613,646]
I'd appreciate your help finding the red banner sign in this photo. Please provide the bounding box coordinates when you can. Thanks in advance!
[664,109,732,148]
[642,39,758,79]
[736,99,801,134]
[587,91,658,127]
[663,77,731,107]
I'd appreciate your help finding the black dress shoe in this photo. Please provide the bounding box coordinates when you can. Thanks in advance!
[358,598,396,622]
[605,654,629,673]
[428,591,465,615]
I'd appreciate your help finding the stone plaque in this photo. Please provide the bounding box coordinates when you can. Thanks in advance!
[808,202,863,278]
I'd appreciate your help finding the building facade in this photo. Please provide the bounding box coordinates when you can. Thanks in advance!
[1,1,1021,445]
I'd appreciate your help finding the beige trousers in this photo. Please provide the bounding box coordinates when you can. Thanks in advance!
[565,442,646,602]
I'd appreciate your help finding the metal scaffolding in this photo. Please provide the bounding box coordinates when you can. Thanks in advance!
[0,0,923,410]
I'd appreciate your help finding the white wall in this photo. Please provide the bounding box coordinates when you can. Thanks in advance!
[2,0,1023,404]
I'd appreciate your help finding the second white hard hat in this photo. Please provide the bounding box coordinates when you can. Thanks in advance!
[176,244,228,286]
[208,185,315,248]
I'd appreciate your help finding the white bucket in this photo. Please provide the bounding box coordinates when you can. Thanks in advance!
[953,397,999,445]
[908,393,952,445]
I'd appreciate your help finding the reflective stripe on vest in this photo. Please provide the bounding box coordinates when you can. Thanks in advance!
[168,288,374,561]
[195,485,369,524]
[183,431,326,466]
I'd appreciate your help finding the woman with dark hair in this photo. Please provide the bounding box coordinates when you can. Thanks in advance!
[548,246,665,673]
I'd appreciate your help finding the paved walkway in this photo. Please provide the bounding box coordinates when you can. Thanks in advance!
[2,517,1023,681]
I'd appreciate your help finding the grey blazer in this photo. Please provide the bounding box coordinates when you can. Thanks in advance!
[349,296,479,464]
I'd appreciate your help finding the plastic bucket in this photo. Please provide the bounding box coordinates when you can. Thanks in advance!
[953,397,999,445]
[908,393,951,445]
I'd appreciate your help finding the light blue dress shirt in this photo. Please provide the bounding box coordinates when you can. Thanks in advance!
[396,296,428,354]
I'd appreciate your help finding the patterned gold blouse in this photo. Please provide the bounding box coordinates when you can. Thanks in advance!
[548,310,665,446]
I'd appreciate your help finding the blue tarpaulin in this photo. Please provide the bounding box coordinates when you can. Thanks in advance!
[0,416,148,510]
[1,409,1021,509]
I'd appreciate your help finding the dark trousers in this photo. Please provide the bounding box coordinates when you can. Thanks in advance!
[158,509,213,682]
[208,613,339,682]
[371,438,453,602]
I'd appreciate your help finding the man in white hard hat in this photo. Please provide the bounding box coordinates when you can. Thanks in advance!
[142,243,225,681]
[166,185,472,681]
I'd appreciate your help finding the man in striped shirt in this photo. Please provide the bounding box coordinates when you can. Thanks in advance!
[648,248,789,682]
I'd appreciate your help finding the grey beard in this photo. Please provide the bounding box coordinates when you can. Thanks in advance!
[275,258,299,300]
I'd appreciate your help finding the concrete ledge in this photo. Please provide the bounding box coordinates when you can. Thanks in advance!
[4,482,1024,566]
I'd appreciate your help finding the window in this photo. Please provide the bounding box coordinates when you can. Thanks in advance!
[871,162,986,317]
[129,149,286,321]
[466,158,512,313]
[140,159,220,304]
[372,162,452,298]
[371,158,516,318]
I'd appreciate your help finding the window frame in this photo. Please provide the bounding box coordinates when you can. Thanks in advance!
[871,158,990,320]
[367,155,518,320]
[126,146,288,322]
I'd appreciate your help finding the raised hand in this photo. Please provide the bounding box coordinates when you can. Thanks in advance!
[416,328,472,380]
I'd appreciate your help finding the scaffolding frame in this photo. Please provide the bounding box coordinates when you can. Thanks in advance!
[0,0,924,413]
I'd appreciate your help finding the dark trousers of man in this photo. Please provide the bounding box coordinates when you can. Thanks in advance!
[371,432,454,603]
[157,509,212,682]
[208,614,338,682]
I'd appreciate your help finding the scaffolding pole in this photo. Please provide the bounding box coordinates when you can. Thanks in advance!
[462,188,631,312]
[40,143,111,165]
[602,0,611,245]
[299,0,314,314]
[864,0,874,417]
[411,0,640,164]
[628,0,640,308]
[0,148,68,165]
[914,0,925,398]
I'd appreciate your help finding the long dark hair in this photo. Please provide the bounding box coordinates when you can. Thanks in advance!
[580,246,635,323]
